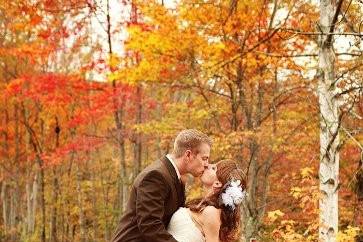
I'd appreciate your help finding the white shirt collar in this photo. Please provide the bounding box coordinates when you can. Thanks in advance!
[166,154,181,179]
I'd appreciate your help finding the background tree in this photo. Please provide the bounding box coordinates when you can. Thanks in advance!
[1,0,363,241]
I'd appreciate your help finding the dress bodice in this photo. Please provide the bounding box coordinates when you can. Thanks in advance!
[167,207,205,242]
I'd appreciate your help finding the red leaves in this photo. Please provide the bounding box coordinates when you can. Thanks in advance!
[5,78,25,96]
[67,114,87,129]
[44,0,55,9]
[127,22,154,32]
[42,136,105,166]
[290,19,299,28]
[21,74,74,105]
[30,14,43,26]
[38,29,52,40]
[2,72,140,168]
[4,72,138,131]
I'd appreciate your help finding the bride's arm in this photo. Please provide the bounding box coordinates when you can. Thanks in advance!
[201,206,221,242]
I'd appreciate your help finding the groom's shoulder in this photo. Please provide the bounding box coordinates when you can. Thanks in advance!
[140,157,166,175]
[133,157,170,186]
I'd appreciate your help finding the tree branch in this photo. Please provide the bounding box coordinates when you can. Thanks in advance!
[280,28,363,37]
[326,0,344,46]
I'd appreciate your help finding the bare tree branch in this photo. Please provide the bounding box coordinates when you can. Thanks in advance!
[326,0,344,46]
[280,28,363,37]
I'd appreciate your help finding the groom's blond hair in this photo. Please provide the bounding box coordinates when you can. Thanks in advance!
[172,129,212,158]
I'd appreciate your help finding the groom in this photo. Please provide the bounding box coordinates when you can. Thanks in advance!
[112,129,212,242]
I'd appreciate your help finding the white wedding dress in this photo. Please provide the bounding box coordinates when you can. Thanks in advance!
[167,207,206,242]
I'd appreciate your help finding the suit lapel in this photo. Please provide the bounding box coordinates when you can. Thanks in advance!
[180,181,186,207]
[161,156,185,207]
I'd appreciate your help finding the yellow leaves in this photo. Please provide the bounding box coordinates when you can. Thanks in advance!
[135,0,176,27]
[265,165,320,241]
[178,2,219,29]
[131,30,164,52]
[187,180,203,200]
[267,210,285,223]
[107,72,118,83]
[337,226,361,242]
[271,227,305,242]
[245,52,258,69]
[269,218,319,241]
[106,54,123,82]
[110,58,159,84]
[11,22,27,31]
[126,26,146,51]
[124,19,196,84]
[271,137,285,152]
[132,59,159,82]
[108,53,121,70]
[301,167,314,178]
[214,42,226,52]
[134,102,213,136]
[290,187,302,199]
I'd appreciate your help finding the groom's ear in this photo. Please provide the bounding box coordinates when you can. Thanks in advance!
[185,150,192,159]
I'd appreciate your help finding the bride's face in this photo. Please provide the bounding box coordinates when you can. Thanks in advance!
[200,164,218,186]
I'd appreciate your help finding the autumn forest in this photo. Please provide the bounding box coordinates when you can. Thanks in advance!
[1,0,363,241]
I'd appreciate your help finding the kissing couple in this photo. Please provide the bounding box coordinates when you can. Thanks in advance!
[112,129,247,242]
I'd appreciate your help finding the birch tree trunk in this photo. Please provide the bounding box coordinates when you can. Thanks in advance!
[244,140,260,240]
[1,108,10,237]
[105,0,128,213]
[76,164,87,242]
[26,175,38,234]
[22,102,35,235]
[37,156,46,242]
[10,186,18,241]
[13,104,21,242]
[50,117,60,242]
[318,0,343,240]
[1,181,8,234]
[133,85,142,176]
[37,114,46,242]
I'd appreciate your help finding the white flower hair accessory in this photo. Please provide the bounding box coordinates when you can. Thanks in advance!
[220,179,247,210]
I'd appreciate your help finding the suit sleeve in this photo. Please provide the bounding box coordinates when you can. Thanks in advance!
[135,170,178,242]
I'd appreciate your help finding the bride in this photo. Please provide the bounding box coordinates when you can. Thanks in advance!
[167,159,247,242]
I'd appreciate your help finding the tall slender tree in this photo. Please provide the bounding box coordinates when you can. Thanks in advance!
[318,0,344,241]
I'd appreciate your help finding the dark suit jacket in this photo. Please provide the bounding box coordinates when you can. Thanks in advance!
[112,156,185,242]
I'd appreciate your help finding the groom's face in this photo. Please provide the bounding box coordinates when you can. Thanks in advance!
[186,143,210,177]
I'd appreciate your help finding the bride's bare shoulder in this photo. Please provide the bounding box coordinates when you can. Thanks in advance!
[201,206,221,223]
[201,206,222,241]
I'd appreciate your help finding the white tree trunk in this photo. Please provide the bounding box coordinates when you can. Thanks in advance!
[1,181,8,234]
[10,188,16,240]
[76,164,87,242]
[29,174,38,234]
[318,0,340,241]
[23,100,37,235]
[26,179,32,233]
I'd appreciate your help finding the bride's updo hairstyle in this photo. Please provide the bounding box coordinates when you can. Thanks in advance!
[187,159,247,242]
